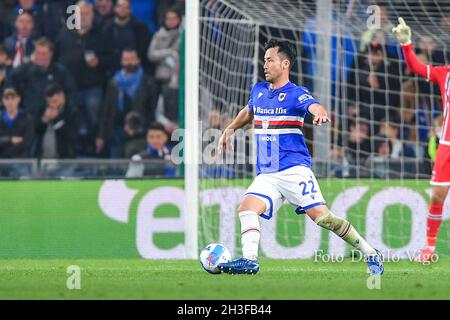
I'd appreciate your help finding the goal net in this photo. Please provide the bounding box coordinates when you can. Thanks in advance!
[191,0,450,260]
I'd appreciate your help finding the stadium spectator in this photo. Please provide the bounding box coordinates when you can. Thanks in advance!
[378,119,415,158]
[123,111,146,158]
[148,7,181,86]
[207,108,230,130]
[3,11,37,68]
[440,15,450,33]
[359,1,396,53]
[346,42,401,135]
[54,1,113,151]
[40,0,77,41]
[96,48,158,158]
[417,35,446,65]
[365,134,391,175]
[373,135,391,158]
[399,53,440,158]
[302,5,357,93]
[92,0,115,31]
[148,7,182,133]
[126,121,175,178]
[104,0,152,74]
[157,0,185,26]
[140,122,171,160]
[330,145,354,178]
[347,120,372,164]
[8,37,78,118]
[0,46,12,97]
[33,84,79,159]
[0,87,34,158]
[367,29,399,59]
[3,0,43,39]
[330,119,372,177]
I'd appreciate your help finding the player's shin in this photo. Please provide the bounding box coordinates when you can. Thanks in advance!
[427,203,443,250]
[314,211,377,256]
[239,210,260,261]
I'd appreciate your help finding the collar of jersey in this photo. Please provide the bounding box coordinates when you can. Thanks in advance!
[267,81,294,98]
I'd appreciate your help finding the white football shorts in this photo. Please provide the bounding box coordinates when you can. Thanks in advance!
[245,165,326,220]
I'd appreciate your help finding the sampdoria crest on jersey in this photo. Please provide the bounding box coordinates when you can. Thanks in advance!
[278,93,286,101]
[298,93,313,103]
[258,92,263,99]
[262,119,270,130]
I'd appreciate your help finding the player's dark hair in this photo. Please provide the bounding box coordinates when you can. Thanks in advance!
[264,39,297,69]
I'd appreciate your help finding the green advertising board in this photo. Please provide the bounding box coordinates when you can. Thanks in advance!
[0,179,448,259]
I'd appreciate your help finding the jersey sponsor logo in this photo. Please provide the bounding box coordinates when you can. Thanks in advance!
[298,93,314,103]
[278,93,286,101]
[254,106,287,115]
[260,135,277,141]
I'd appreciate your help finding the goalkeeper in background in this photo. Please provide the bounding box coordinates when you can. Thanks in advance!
[393,18,450,263]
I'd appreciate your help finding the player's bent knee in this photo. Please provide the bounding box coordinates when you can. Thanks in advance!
[239,195,267,215]
[431,187,449,204]
[305,205,328,221]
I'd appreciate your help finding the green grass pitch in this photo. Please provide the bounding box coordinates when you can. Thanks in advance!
[0,259,449,299]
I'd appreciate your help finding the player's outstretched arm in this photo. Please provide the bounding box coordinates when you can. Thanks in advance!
[392,17,438,83]
[308,103,330,126]
[392,17,411,45]
[218,105,253,154]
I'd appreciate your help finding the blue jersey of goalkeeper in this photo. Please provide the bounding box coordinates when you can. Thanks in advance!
[248,81,319,175]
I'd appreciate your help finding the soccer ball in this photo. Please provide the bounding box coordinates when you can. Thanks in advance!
[199,243,231,274]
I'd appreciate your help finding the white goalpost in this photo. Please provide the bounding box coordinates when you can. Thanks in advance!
[184,0,200,259]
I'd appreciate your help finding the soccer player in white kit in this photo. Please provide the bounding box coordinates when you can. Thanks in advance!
[217,40,384,275]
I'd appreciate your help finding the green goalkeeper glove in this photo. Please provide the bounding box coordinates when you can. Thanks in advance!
[392,17,412,45]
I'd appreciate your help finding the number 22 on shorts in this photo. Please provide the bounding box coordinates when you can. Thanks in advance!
[299,179,317,196]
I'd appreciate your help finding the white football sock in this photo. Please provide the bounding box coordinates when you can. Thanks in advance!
[239,210,260,261]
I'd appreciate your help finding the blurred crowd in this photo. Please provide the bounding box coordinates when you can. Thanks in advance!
[0,0,184,172]
[299,0,450,177]
[1,0,450,179]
